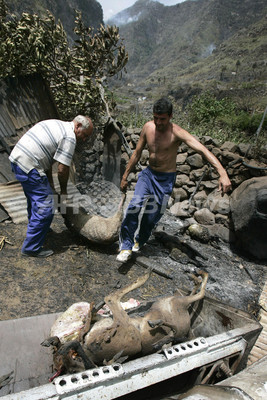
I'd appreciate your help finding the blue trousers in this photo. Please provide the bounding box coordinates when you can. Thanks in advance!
[119,167,176,250]
[11,163,54,253]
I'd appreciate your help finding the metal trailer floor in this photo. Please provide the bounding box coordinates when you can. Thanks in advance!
[0,296,262,400]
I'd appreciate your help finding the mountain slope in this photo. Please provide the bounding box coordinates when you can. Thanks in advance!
[109,0,266,110]
[112,0,266,79]
[5,0,103,41]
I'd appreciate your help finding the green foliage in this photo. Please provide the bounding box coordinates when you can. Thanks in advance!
[0,0,128,120]
[186,92,266,144]
[220,111,267,135]
[118,111,147,129]
[187,92,236,125]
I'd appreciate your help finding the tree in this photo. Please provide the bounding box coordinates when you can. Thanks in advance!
[0,0,128,120]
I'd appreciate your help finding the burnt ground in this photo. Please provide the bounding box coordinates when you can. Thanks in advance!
[0,211,266,322]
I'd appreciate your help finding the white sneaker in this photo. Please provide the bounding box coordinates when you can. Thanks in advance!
[132,241,140,252]
[116,250,132,263]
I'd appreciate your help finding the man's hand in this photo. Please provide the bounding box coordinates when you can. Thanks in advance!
[120,176,128,192]
[218,174,232,194]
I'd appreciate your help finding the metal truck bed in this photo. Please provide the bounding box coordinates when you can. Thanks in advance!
[0,295,262,400]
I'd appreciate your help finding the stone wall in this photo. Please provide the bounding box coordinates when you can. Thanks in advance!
[76,126,267,246]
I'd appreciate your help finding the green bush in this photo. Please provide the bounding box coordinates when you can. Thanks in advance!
[187,92,236,125]
[186,92,266,144]
[0,0,128,120]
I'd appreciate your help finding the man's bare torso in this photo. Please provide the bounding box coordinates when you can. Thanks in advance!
[144,120,182,173]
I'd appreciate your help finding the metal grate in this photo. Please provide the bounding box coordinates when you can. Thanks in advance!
[54,363,124,395]
[163,337,208,360]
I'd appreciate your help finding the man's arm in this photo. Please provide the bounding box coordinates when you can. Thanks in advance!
[177,128,232,194]
[45,167,55,192]
[58,163,70,195]
[120,128,147,192]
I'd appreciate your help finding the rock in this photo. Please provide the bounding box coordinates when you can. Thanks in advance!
[189,167,207,181]
[192,190,208,206]
[172,187,188,202]
[204,190,230,215]
[207,224,235,243]
[194,208,215,225]
[200,136,220,146]
[170,200,196,218]
[220,141,238,153]
[215,213,229,227]
[201,180,218,190]
[186,154,204,168]
[140,149,149,164]
[128,172,136,182]
[176,153,188,164]
[175,174,190,187]
[179,165,191,174]
[238,143,251,156]
[212,147,222,158]
[187,223,210,243]
[221,150,241,162]
[131,134,140,144]
[230,176,267,259]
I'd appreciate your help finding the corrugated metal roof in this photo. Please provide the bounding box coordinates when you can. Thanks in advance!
[0,73,59,219]
[0,181,28,223]
[0,74,59,149]
[0,177,81,224]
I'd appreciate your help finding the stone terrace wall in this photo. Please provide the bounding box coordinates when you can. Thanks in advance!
[77,127,267,244]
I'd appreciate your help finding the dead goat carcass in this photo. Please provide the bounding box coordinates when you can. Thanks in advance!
[62,193,125,244]
[42,270,208,378]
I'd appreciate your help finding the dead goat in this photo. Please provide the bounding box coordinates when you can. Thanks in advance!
[42,270,208,378]
[62,193,126,244]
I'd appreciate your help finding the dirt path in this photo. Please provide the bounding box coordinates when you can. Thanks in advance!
[0,213,266,322]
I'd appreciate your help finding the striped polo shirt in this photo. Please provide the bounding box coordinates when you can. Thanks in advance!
[9,119,76,176]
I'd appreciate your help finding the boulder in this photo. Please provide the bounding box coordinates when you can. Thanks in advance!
[170,200,196,218]
[205,190,230,215]
[230,176,267,259]
[194,208,215,225]
[187,223,210,243]
[186,154,204,168]
[172,187,188,202]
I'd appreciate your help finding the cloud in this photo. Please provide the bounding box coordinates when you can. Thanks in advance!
[99,1,186,21]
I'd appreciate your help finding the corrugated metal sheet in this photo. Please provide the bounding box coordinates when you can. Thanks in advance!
[0,74,59,150]
[0,177,81,224]
[0,181,28,223]
[0,73,59,219]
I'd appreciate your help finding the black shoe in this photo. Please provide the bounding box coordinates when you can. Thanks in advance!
[22,249,54,258]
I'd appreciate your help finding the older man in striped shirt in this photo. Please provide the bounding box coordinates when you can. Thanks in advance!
[9,115,93,257]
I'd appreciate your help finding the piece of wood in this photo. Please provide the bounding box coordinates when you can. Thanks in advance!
[135,256,173,279]
[154,230,208,260]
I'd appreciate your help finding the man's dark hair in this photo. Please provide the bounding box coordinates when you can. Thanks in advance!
[153,97,173,116]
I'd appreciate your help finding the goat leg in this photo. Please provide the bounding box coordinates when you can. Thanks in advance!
[148,319,178,335]
[104,269,152,316]
[148,319,164,328]
[152,336,174,351]
[78,302,95,344]
[184,270,208,308]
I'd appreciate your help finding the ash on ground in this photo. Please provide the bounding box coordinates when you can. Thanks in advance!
[0,210,265,322]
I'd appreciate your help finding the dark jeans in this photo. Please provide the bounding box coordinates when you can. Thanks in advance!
[119,167,176,250]
[11,163,54,253]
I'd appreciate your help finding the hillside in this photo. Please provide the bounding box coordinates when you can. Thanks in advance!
[4,0,267,114]
[109,0,267,111]
[4,0,103,41]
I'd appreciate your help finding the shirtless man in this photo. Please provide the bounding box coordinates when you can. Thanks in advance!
[116,97,231,262]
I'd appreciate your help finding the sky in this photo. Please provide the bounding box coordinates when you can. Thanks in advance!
[98,0,186,21]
